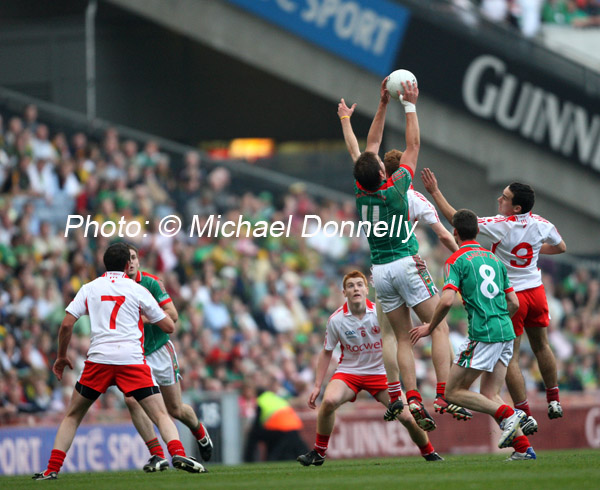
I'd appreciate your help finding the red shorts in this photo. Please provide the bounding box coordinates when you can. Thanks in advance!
[330,372,388,402]
[78,360,157,395]
[511,285,549,336]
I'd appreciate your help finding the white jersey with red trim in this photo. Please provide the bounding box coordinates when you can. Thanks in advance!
[66,271,166,365]
[324,299,385,375]
[408,189,440,226]
[477,212,562,291]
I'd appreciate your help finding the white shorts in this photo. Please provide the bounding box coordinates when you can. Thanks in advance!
[146,340,181,386]
[371,255,437,313]
[454,338,514,373]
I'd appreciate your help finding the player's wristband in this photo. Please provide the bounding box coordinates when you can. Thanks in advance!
[403,102,416,113]
[340,115,350,120]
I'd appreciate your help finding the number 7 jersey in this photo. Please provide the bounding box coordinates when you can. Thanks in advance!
[66,271,167,364]
[443,241,516,343]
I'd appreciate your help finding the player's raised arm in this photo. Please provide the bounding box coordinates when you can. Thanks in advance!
[409,190,458,253]
[421,168,457,225]
[365,77,391,155]
[398,81,420,176]
[308,349,333,409]
[337,98,360,162]
[429,221,458,253]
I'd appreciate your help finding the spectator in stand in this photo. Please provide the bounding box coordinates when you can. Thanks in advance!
[543,0,589,24]
[4,117,24,158]
[180,150,204,182]
[518,0,545,37]
[31,124,58,164]
[480,0,509,23]
[571,0,600,26]
[23,104,39,133]
[136,140,161,168]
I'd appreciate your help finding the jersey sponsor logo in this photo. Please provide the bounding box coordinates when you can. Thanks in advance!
[345,330,358,339]
[465,250,497,261]
[344,340,382,352]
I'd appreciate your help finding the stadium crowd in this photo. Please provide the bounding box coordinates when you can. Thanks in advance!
[451,0,600,36]
[0,104,599,427]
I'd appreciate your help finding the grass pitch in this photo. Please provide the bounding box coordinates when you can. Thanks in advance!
[4,449,599,489]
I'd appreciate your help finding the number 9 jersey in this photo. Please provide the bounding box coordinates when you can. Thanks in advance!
[443,241,516,343]
[477,212,562,292]
[66,271,166,365]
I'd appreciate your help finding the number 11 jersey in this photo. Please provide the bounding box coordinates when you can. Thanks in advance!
[355,165,419,265]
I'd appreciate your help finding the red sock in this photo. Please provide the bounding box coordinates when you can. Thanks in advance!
[512,435,530,453]
[494,404,515,423]
[436,383,446,398]
[314,433,330,457]
[514,400,531,417]
[388,382,402,403]
[406,390,422,403]
[546,386,560,403]
[146,437,166,458]
[192,422,206,440]
[47,449,66,474]
[418,442,435,457]
[166,440,186,457]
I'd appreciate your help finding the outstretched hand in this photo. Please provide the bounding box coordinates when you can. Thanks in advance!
[421,168,439,194]
[399,81,418,106]
[338,98,356,119]
[409,324,431,345]
[53,357,73,381]
[308,386,321,409]
[380,77,391,105]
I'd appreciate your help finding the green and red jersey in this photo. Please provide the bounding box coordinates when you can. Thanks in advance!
[443,240,515,343]
[354,165,419,264]
[135,270,172,355]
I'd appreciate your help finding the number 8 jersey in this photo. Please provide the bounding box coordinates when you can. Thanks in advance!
[443,241,516,343]
[66,271,166,365]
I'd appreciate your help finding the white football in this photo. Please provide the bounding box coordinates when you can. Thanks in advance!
[386,69,417,99]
